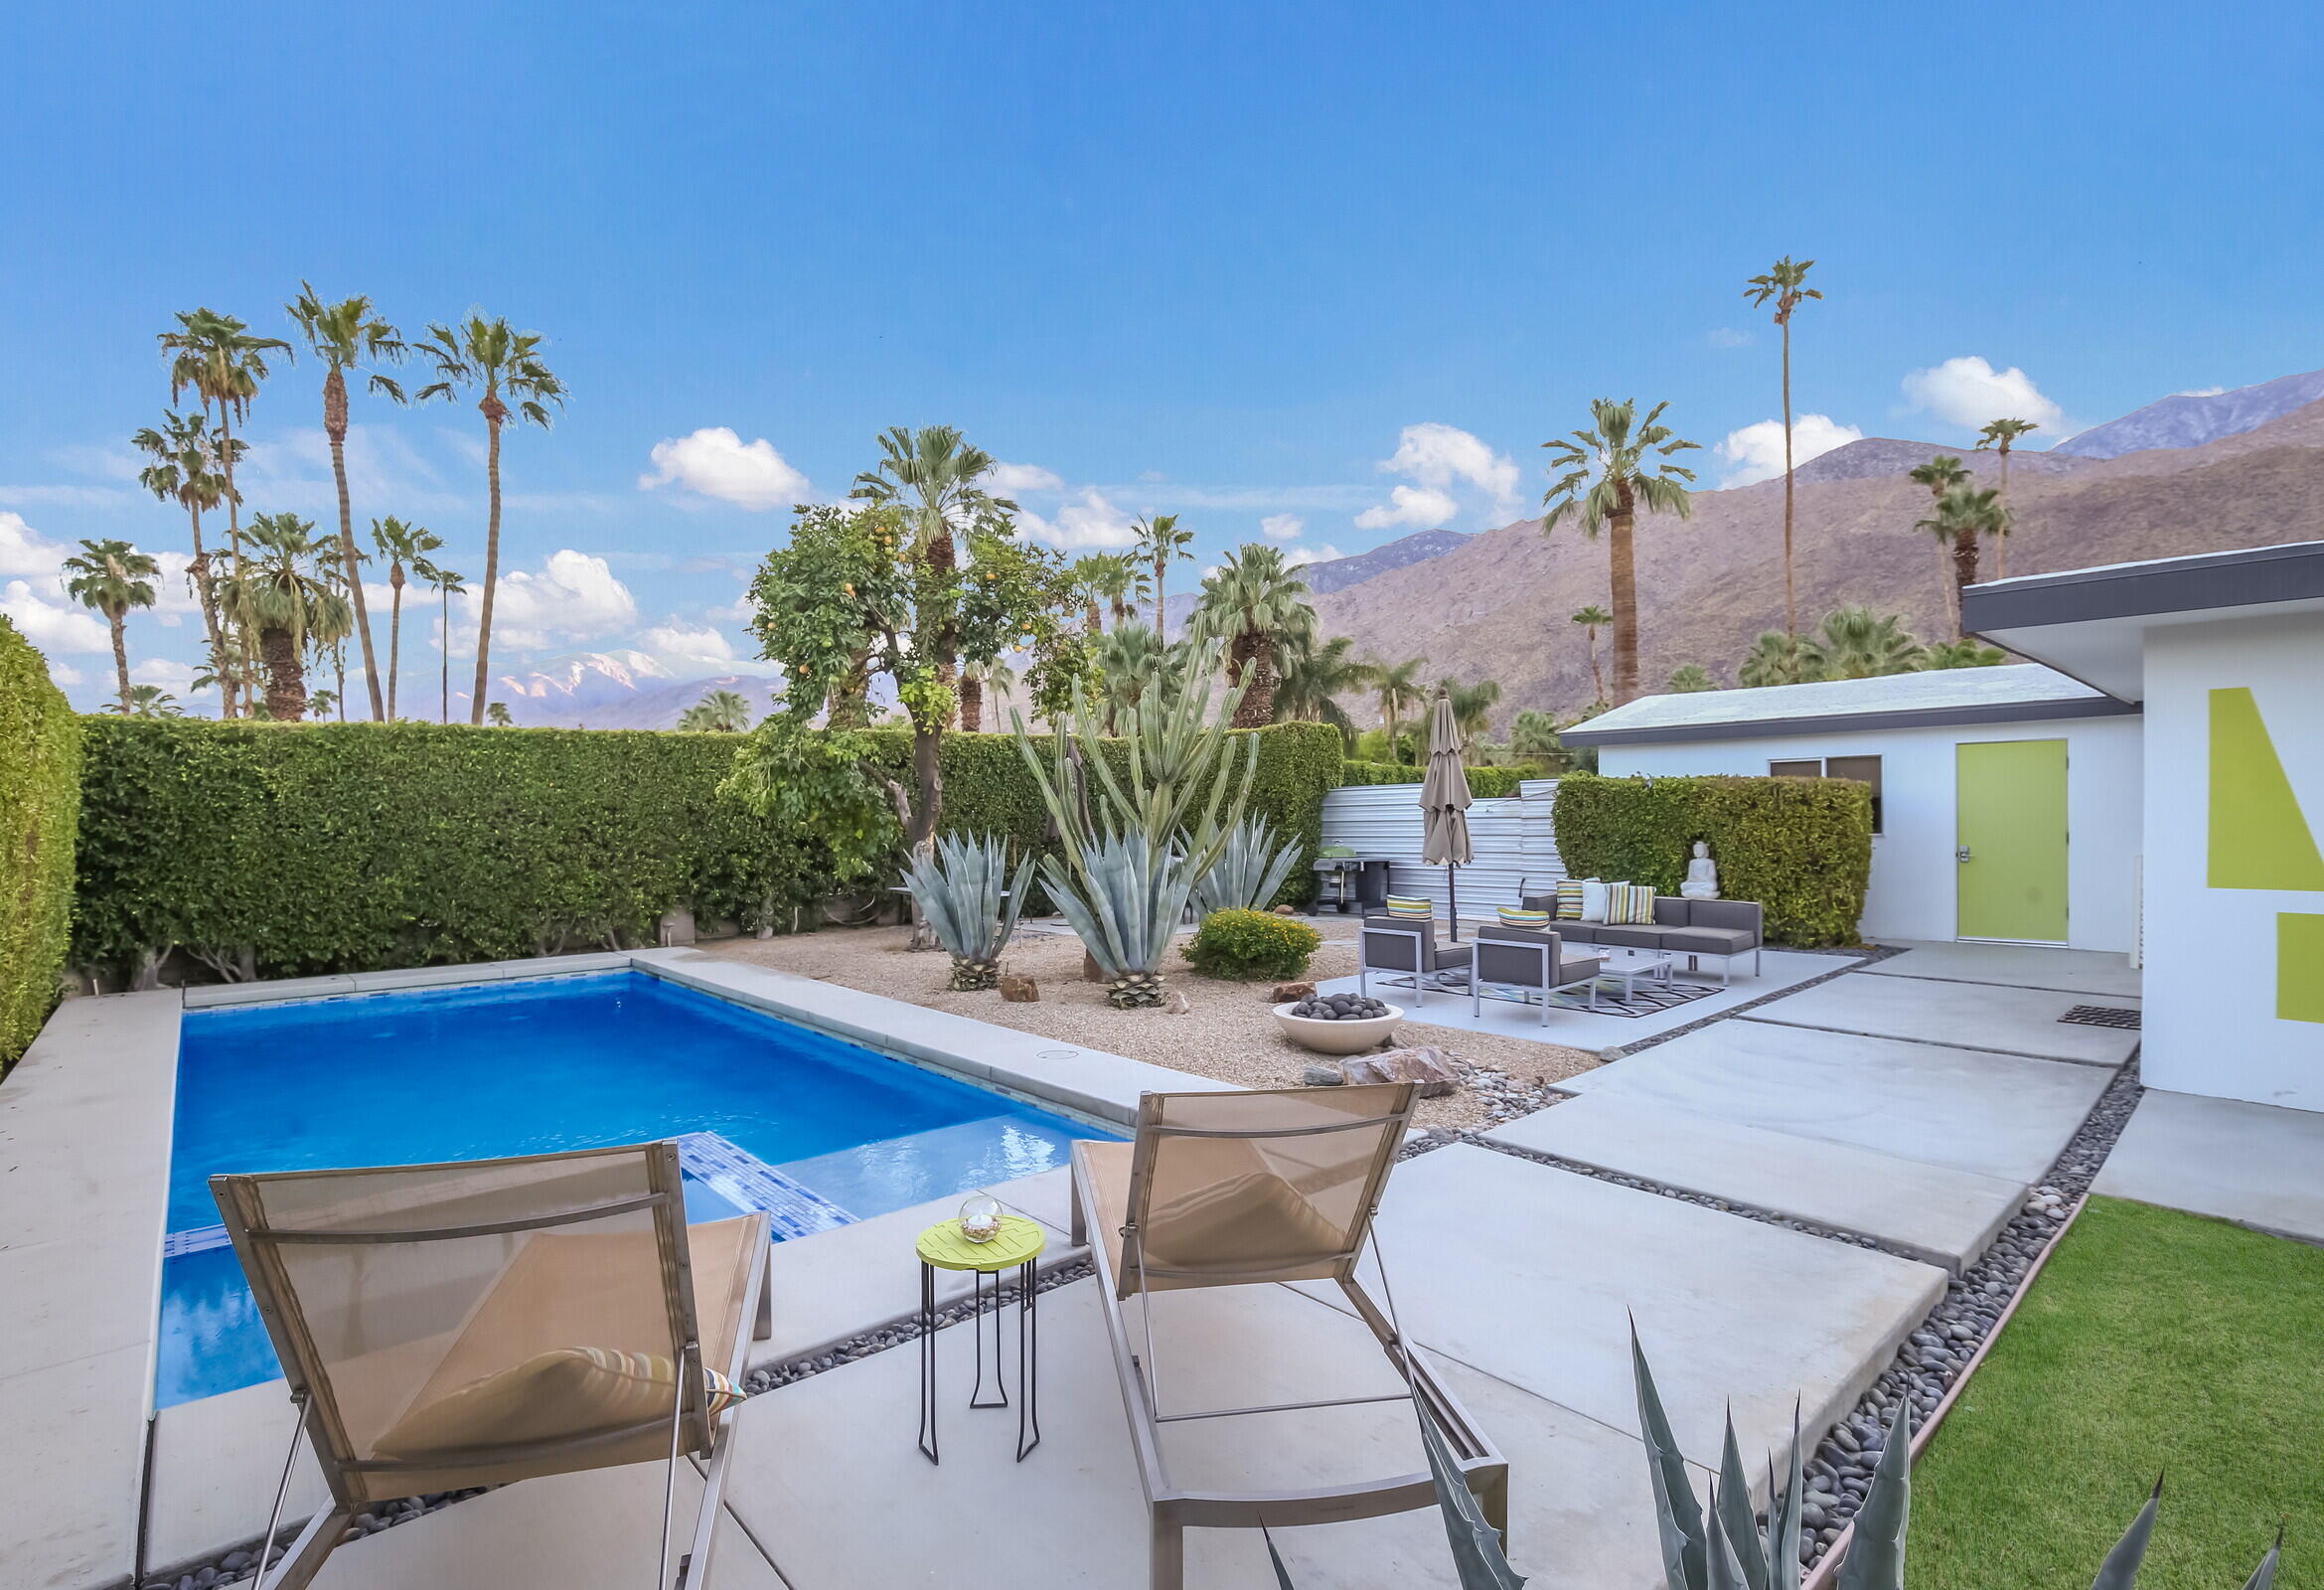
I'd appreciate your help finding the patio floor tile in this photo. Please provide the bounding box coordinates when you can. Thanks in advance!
[2093,1089,2324,1242]
[1737,972,2141,1066]
[1857,939,2141,998]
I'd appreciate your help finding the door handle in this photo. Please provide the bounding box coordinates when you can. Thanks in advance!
[1956,847,1972,863]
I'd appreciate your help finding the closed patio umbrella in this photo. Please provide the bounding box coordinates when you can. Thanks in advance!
[1420,687,1474,941]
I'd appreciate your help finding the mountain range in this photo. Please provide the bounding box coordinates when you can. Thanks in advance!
[492,368,2324,728]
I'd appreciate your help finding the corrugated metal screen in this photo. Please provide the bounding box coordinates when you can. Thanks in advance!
[1317,779,1563,916]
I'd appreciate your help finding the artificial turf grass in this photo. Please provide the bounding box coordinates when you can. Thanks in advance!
[1910,1194,2321,1589]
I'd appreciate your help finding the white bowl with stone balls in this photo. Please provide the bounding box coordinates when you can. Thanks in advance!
[1272,994,1404,1055]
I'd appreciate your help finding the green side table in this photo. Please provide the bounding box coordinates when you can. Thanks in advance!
[916,1213,1045,1464]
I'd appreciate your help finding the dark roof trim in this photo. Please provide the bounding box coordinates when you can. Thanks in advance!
[1561,694,2139,747]
[1962,540,2324,633]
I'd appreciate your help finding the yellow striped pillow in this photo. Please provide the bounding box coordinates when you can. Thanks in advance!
[1384,895,1434,920]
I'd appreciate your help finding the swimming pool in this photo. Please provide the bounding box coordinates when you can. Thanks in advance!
[159,969,1116,1407]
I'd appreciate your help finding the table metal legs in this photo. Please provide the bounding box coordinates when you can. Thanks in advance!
[917,1260,1040,1466]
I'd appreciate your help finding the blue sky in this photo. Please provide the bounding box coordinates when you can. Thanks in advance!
[5,1,2320,711]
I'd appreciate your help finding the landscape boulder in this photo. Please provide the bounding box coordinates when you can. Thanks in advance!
[1271,981,1317,1004]
[1301,1064,1345,1086]
[1339,1044,1461,1098]
[999,974,1039,1003]
[1083,950,1107,983]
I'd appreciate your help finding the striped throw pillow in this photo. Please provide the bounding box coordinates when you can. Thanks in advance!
[1496,906,1552,930]
[1384,895,1434,920]
[1606,882,1658,925]
[1553,879,1591,920]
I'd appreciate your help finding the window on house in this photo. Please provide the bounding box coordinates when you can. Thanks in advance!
[1769,755,1883,834]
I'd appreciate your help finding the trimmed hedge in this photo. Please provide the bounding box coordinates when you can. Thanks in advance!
[0,618,81,1067]
[1550,772,1873,947]
[71,717,1346,982]
[1340,759,1526,797]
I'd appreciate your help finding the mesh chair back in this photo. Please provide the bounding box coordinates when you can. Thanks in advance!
[1361,920,1439,974]
[1473,929,1558,990]
[1117,1084,1414,1298]
[212,1143,705,1503]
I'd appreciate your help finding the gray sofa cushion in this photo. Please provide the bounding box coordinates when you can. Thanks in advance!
[1662,926,1757,957]
[1651,896,1690,927]
[1688,899,1763,938]
[1592,924,1669,951]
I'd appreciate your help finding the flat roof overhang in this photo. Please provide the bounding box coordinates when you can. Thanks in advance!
[1963,541,2324,702]
[1557,693,2136,747]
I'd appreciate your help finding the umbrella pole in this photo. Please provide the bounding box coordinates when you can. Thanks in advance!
[1448,865,1459,941]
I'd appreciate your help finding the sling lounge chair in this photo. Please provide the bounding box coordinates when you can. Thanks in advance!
[1070,1084,1508,1588]
[212,1142,773,1590]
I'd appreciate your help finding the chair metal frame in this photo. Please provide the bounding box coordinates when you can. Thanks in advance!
[1071,1087,1509,1589]
[212,1142,772,1590]
[1468,929,1602,1025]
[1356,921,1472,1007]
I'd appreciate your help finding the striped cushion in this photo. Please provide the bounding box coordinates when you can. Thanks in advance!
[1496,906,1552,930]
[1606,882,1658,925]
[1553,879,1591,920]
[1384,895,1434,920]
[376,1348,743,1458]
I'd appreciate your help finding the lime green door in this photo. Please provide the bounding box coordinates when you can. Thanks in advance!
[1956,739,2069,943]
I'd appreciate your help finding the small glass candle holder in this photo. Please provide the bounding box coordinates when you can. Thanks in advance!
[957,1193,1003,1244]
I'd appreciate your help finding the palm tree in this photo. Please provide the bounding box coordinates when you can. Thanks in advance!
[1744,257,1822,636]
[1541,398,1700,707]
[1508,709,1563,769]
[416,559,467,722]
[850,425,1009,722]
[1274,632,1369,747]
[158,308,291,716]
[370,517,441,718]
[1739,630,1809,688]
[1665,663,1717,693]
[1925,637,2007,670]
[64,539,160,711]
[1065,555,1111,634]
[215,513,350,721]
[1133,513,1195,633]
[120,684,183,717]
[678,688,755,732]
[1191,544,1315,727]
[1907,455,1975,635]
[1975,418,2040,576]
[1093,622,1173,731]
[1437,677,1503,754]
[286,286,407,719]
[1799,606,1927,681]
[1090,553,1147,629]
[956,656,1014,732]
[414,313,567,724]
[130,410,237,703]
[1362,655,1429,763]
[306,687,339,721]
[1570,604,1612,705]
[1915,484,2009,638]
[486,701,514,726]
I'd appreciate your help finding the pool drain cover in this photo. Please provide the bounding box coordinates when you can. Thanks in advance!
[2060,1005,2140,1030]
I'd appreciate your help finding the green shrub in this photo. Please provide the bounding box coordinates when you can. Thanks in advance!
[1339,759,1525,796]
[1183,907,1323,981]
[0,619,80,1067]
[69,717,1348,981]
[1551,772,1872,947]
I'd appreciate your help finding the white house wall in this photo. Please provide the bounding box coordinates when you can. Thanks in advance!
[1599,717,2143,952]
[2142,612,2324,1111]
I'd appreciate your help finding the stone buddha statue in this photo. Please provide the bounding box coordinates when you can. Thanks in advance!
[1680,840,1720,900]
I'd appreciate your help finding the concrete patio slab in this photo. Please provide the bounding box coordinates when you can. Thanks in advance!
[1312,947,1854,1053]
[721,1274,1699,1588]
[300,1454,790,1590]
[1740,972,2140,1067]
[1859,939,2141,999]
[147,1376,330,1573]
[0,1343,149,1590]
[1554,1021,2110,1185]
[1485,1094,2026,1271]
[2094,1090,2324,1243]
[1306,1147,1946,1468]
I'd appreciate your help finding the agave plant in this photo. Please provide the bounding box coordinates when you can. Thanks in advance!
[1189,813,1302,916]
[1039,830,1195,1007]
[899,833,1033,991]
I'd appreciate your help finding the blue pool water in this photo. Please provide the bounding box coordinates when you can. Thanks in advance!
[160,969,1115,1407]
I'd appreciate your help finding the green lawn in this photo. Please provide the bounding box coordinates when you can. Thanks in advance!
[1911,1195,2322,1588]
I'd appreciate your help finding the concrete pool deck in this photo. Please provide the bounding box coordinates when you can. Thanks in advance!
[0,949,1216,1590]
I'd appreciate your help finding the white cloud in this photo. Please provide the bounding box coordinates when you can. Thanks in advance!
[1282,543,1345,567]
[1354,484,1460,532]
[0,512,68,577]
[46,661,84,686]
[637,621,735,662]
[1017,488,1141,550]
[460,550,638,651]
[1901,356,2065,433]
[639,427,810,511]
[1260,514,1305,542]
[2,579,111,652]
[983,461,1065,495]
[1707,327,1755,350]
[2175,386,2227,398]
[1714,413,1867,487]
[132,657,201,690]
[1378,422,1520,514]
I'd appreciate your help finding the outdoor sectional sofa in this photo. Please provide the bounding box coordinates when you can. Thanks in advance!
[1515,892,1765,983]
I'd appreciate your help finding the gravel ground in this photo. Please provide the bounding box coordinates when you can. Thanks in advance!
[696,917,1600,1131]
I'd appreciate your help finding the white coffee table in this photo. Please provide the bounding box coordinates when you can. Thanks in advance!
[1592,947,1675,1001]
